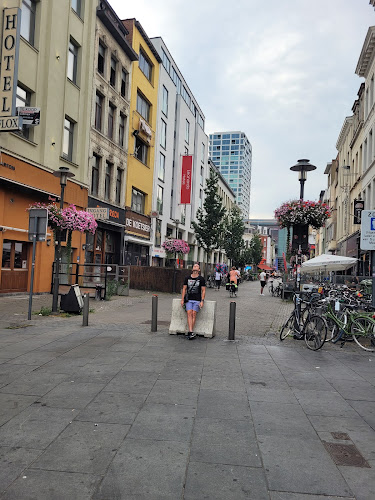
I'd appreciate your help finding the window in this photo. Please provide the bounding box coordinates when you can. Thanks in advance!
[119,113,126,147]
[110,57,116,87]
[2,241,28,270]
[63,117,74,161]
[162,85,168,116]
[158,153,165,181]
[16,84,31,139]
[21,0,36,46]
[199,189,203,209]
[155,219,161,247]
[121,69,127,98]
[91,154,100,196]
[182,86,191,107]
[160,119,167,149]
[131,188,145,214]
[200,166,204,185]
[108,102,115,140]
[71,0,81,17]
[104,161,113,200]
[95,92,103,131]
[184,146,188,155]
[161,48,170,73]
[136,92,150,122]
[181,204,186,225]
[139,50,151,81]
[185,120,190,143]
[98,41,106,75]
[116,168,123,204]
[201,143,205,163]
[157,186,163,215]
[67,39,78,84]
[134,136,148,165]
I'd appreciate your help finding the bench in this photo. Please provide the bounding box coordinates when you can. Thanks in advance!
[169,299,216,338]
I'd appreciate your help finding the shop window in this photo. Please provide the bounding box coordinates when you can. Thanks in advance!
[105,232,115,264]
[2,240,28,269]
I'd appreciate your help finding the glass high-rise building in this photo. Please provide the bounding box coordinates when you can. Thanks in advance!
[208,131,252,217]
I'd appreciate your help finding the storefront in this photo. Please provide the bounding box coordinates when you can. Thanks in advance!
[0,152,87,293]
[86,198,125,265]
[124,209,152,266]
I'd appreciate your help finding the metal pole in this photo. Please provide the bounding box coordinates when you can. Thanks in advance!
[151,294,158,332]
[228,301,236,340]
[52,183,65,313]
[371,250,375,308]
[27,217,38,320]
[82,293,89,326]
[299,180,305,201]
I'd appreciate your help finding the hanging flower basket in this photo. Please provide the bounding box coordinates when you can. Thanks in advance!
[274,200,331,229]
[215,263,228,274]
[162,239,190,257]
[28,203,98,234]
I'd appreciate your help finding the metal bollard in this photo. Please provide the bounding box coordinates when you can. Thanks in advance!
[82,293,89,327]
[151,294,158,332]
[228,301,236,340]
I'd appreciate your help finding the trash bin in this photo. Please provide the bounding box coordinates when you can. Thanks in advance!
[60,284,84,313]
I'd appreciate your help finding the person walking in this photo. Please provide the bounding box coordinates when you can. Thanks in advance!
[215,269,222,290]
[259,270,267,296]
[181,263,206,340]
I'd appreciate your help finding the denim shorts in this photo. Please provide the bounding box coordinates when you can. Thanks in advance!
[186,300,201,312]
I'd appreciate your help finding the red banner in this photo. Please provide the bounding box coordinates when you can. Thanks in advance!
[180,155,192,204]
[283,252,288,272]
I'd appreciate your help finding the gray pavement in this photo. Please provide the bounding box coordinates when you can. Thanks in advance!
[0,281,374,499]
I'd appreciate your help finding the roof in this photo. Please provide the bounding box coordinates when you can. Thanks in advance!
[258,264,274,271]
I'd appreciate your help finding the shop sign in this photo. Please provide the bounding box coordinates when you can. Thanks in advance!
[0,8,21,118]
[354,199,364,225]
[125,209,151,239]
[360,210,375,250]
[17,107,40,126]
[87,207,109,220]
[87,197,125,225]
[0,115,21,131]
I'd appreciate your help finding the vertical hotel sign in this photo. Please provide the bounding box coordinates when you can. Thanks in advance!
[0,7,22,132]
[180,155,192,204]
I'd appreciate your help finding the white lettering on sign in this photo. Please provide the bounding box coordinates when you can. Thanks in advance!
[0,8,21,117]
[125,217,150,233]
[360,210,375,250]
[87,207,109,220]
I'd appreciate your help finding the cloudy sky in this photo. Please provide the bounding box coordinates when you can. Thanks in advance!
[110,0,373,219]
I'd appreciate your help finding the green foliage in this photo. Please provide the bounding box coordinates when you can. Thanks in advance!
[33,306,52,316]
[237,247,253,268]
[106,279,118,300]
[192,169,226,264]
[222,205,245,266]
[250,233,263,267]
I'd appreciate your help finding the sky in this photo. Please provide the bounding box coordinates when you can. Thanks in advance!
[110,0,373,219]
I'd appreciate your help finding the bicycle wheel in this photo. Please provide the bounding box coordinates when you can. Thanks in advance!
[303,315,327,350]
[280,313,295,340]
[328,311,347,343]
[351,317,375,352]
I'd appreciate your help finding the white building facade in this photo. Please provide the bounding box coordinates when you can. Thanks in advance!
[150,37,209,266]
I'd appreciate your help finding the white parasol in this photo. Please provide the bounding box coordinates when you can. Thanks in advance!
[301,254,357,273]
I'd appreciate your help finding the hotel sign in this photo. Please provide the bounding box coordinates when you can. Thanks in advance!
[0,8,21,131]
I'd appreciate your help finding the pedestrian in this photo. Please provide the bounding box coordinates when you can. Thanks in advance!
[215,269,222,290]
[181,263,206,340]
[259,269,267,295]
[229,266,240,285]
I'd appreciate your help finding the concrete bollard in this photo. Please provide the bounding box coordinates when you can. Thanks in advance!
[228,301,236,340]
[151,294,158,332]
[82,293,89,327]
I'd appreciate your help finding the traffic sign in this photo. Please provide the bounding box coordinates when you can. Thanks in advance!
[360,210,375,250]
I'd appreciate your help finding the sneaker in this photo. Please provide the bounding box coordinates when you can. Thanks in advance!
[187,332,196,340]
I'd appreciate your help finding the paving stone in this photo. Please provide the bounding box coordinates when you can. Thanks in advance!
[247,386,298,403]
[32,420,129,474]
[293,389,359,418]
[103,370,159,395]
[127,411,194,442]
[270,493,355,500]
[347,400,375,430]
[328,379,375,402]
[0,372,68,396]
[190,417,261,466]
[0,393,37,426]
[146,379,200,406]
[196,389,250,420]
[0,363,39,389]
[92,438,189,500]
[39,381,105,409]
[283,370,335,391]
[184,462,269,500]
[70,362,123,383]
[0,406,74,448]
[140,402,196,417]
[0,468,101,500]
[75,392,147,424]
[338,461,375,500]
[121,357,168,372]
[0,446,42,492]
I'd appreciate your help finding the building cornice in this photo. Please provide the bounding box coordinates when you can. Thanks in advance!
[336,116,353,151]
[355,26,375,78]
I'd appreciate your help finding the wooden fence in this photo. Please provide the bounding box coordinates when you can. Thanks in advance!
[129,266,190,293]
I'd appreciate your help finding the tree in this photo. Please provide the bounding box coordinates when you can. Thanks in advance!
[222,205,245,266]
[250,233,263,267]
[237,246,253,268]
[192,169,226,273]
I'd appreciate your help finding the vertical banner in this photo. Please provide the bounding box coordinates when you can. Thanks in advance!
[283,252,288,272]
[180,155,192,204]
[0,8,21,116]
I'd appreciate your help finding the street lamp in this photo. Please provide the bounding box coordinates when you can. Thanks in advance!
[290,159,316,201]
[51,166,75,313]
[172,218,180,268]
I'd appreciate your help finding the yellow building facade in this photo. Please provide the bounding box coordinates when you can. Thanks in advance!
[122,19,161,265]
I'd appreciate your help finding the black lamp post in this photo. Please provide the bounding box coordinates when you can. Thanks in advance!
[290,159,317,201]
[51,166,75,313]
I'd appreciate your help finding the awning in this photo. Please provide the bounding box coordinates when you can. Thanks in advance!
[258,263,274,271]
[0,176,60,200]
[125,235,153,246]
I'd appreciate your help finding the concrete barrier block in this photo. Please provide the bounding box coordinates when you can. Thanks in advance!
[169,299,216,338]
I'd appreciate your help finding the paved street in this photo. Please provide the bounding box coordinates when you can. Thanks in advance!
[0,281,374,499]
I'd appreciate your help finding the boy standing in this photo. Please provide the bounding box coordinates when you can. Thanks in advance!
[181,263,206,339]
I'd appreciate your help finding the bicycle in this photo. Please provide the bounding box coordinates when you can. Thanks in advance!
[225,281,238,298]
[280,293,327,350]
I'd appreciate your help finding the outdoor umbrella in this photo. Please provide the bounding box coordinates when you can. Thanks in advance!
[301,254,357,273]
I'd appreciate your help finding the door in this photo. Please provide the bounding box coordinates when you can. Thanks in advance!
[1,240,29,293]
